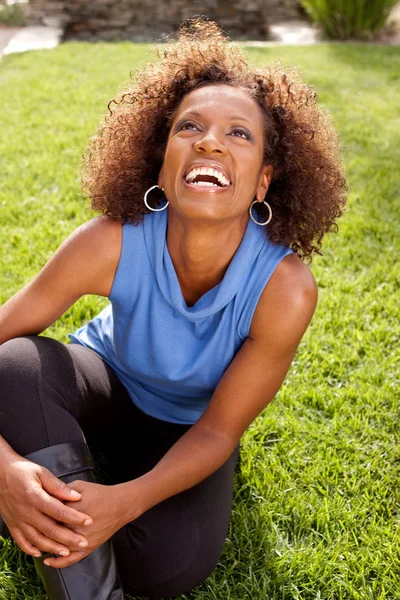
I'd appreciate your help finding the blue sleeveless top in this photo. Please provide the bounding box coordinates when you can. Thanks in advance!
[68,210,293,424]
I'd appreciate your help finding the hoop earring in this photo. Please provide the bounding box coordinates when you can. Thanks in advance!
[144,185,169,212]
[249,200,272,226]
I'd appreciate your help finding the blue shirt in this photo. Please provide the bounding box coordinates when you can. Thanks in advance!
[68,210,293,424]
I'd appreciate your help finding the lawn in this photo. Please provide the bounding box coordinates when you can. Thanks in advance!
[0,41,399,599]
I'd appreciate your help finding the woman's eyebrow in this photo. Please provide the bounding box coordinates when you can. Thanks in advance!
[177,111,255,125]
[227,116,254,125]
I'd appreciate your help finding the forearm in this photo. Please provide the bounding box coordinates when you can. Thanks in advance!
[117,424,237,524]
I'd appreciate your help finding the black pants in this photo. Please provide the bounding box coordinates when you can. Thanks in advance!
[0,336,239,598]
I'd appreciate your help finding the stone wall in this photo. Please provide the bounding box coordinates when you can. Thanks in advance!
[27,0,302,41]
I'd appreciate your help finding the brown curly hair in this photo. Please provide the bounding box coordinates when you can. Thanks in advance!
[83,16,348,262]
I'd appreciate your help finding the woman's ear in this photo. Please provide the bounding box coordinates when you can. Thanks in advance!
[256,164,273,202]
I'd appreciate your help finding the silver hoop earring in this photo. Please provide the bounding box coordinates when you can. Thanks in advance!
[249,200,272,226]
[144,185,169,212]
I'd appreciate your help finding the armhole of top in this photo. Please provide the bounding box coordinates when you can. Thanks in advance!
[108,222,125,302]
[237,247,294,340]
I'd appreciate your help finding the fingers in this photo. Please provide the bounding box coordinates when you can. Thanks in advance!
[10,527,42,558]
[39,469,82,502]
[21,523,73,557]
[11,523,87,563]
[31,514,89,551]
[37,488,93,527]
[44,549,89,569]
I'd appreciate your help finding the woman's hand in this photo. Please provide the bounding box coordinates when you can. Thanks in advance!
[0,454,93,558]
[42,480,126,568]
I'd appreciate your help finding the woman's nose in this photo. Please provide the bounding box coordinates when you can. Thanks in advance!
[193,132,228,155]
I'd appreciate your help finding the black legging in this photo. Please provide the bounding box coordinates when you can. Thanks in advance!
[0,336,239,598]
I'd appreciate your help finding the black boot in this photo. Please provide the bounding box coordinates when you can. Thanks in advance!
[21,441,125,600]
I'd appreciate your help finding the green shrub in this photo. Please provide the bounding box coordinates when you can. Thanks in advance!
[299,0,398,40]
[0,3,27,27]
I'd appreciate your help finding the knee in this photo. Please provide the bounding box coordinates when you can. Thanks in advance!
[0,336,68,415]
[0,336,35,375]
[0,336,42,381]
[0,335,68,376]
[0,334,39,359]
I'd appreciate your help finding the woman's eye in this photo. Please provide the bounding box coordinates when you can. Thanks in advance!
[231,128,251,140]
[181,122,199,131]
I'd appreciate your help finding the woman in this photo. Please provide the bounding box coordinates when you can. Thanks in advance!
[0,17,347,600]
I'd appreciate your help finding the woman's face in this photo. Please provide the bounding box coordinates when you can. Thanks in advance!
[158,84,272,223]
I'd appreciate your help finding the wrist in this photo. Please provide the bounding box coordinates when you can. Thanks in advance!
[113,475,156,526]
[0,438,20,480]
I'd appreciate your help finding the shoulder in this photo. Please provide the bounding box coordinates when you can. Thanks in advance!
[61,216,123,297]
[75,215,122,244]
[68,216,122,260]
[249,252,318,342]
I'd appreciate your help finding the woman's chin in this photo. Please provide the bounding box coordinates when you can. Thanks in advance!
[170,199,231,222]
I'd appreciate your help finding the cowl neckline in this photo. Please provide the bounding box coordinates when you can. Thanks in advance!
[143,209,267,322]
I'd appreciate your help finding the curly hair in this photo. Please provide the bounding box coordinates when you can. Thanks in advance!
[83,16,348,262]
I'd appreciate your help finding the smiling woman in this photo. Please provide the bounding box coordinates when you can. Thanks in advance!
[0,16,347,600]
[88,17,347,260]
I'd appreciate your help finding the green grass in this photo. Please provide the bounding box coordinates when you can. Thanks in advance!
[0,42,399,599]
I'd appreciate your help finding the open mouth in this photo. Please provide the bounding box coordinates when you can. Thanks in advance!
[184,166,231,189]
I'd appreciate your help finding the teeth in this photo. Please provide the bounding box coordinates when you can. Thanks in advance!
[185,166,230,186]
[191,181,219,187]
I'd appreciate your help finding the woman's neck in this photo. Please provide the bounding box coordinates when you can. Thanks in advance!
[166,211,248,307]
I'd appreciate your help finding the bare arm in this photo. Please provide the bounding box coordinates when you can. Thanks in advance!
[117,253,318,522]
[0,216,122,346]
[0,216,122,557]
